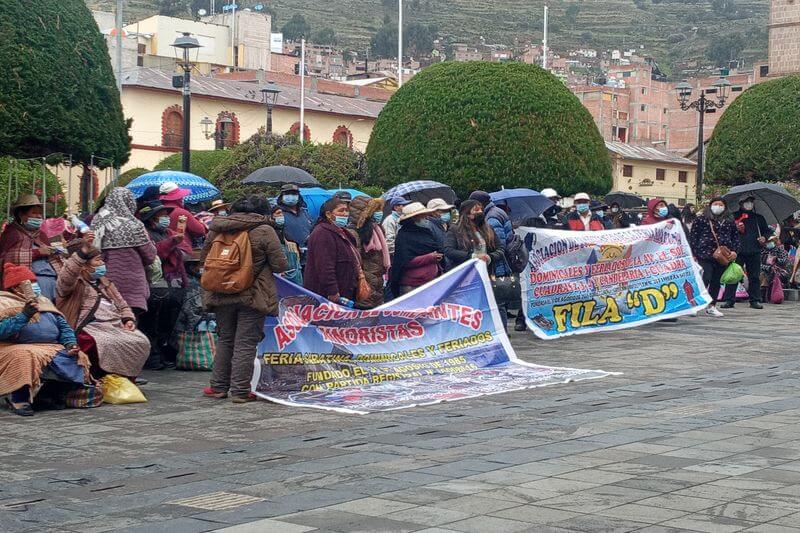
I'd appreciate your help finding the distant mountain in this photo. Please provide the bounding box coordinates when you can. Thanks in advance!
[86,0,768,76]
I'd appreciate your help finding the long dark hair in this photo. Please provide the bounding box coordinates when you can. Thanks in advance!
[317,198,347,226]
[453,200,496,251]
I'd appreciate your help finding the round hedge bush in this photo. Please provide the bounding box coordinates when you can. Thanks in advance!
[366,61,612,198]
[707,75,800,185]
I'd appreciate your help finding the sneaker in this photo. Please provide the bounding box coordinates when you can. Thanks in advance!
[203,387,228,399]
[750,301,764,309]
[705,305,724,317]
[719,301,735,309]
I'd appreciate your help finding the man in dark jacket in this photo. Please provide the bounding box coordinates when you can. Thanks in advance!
[276,184,313,253]
[721,195,772,309]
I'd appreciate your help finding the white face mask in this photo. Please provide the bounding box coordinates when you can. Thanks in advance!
[710,205,725,216]
[742,201,754,211]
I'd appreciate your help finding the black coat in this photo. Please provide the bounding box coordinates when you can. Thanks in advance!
[443,228,505,271]
[732,209,772,255]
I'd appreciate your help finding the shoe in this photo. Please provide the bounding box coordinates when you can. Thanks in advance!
[231,393,257,404]
[203,387,228,399]
[750,301,764,309]
[705,305,724,318]
[719,301,735,309]
[514,321,526,332]
[4,399,34,417]
[134,377,148,386]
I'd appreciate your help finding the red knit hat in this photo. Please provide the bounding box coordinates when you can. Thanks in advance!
[3,263,37,290]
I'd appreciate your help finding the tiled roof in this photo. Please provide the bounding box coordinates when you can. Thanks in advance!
[121,67,385,119]
[606,141,695,165]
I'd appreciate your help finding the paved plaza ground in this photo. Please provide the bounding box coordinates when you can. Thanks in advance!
[2,303,800,533]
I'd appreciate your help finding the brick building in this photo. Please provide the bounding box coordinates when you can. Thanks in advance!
[768,0,800,76]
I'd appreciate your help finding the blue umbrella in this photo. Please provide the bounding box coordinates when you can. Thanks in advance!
[127,170,220,204]
[490,188,554,222]
[287,187,369,221]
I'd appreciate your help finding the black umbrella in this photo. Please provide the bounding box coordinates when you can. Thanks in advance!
[723,182,800,225]
[604,191,646,209]
[241,165,321,186]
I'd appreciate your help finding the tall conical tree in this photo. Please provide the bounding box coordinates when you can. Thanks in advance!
[0,0,131,209]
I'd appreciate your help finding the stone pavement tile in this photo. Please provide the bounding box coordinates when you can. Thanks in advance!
[741,468,800,484]
[772,460,800,473]
[670,483,757,502]
[51,516,145,533]
[709,478,787,491]
[324,497,417,517]
[112,517,221,533]
[488,504,581,524]
[610,475,696,493]
[555,468,634,485]
[634,527,701,533]
[272,509,420,532]
[595,502,689,522]
[533,485,658,513]
[375,488,461,506]
[703,502,796,523]
[210,518,316,532]
[424,480,498,495]
[517,477,598,494]
[554,513,652,532]
[430,494,519,515]
[636,493,725,512]
[627,455,705,469]
[390,471,452,485]
[661,447,737,461]
[413,529,460,533]
[772,484,800,497]
[479,487,561,505]
[769,511,800,527]
[384,505,474,526]
[684,461,768,476]
[742,525,800,533]
[440,515,532,533]
[510,461,583,477]
[459,470,542,486]
[648,468,727,485]
[660,513,759,533]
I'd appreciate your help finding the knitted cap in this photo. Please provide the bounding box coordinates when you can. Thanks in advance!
[3,263,37,290]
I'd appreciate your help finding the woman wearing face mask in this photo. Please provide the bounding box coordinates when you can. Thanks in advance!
[271,206,303,287]
[56,242,149,381]
[642,198,671,225]
[688,197,740,317]
[0,263,89,416]
[608,202,633,229]
[389,202,445,296]
[566,193,606,231]
[304,198,361,305]
[0,195,61,291]
[347,196,390,308]
[276,184,313,255]
[137,201,187,370]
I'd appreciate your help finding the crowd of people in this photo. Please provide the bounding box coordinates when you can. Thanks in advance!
[0,181,798,416]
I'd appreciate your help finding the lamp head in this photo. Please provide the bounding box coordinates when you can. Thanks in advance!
[260,81,281,106]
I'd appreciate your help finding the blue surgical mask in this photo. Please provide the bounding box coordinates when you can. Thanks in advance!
[282,194,299,206]
[333,215,349,228]
[90,264,106,280]
[217,210,228,216]
[595,210,605,219]
[31,282,41,298]
[274,216,285,227]
[415,219,430,229]
[576,203,590,214]
[440,212,452,223]
[373,212,384,224]
[157,216,170,229]
[392,211,401,220]
[657,207,669,218]
[25,217,43,230]
[767,242,776,249]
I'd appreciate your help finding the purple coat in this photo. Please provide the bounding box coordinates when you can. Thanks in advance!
[102,243,157,312]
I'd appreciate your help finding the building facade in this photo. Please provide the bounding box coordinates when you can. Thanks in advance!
[768,0,800,76]
[606,142,697,205]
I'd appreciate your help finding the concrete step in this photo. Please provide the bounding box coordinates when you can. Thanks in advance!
[785,288,799,302]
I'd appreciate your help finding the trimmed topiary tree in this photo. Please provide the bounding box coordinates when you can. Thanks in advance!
[366,61,612,198]
[706,75,800,185]
[154,150,236,179]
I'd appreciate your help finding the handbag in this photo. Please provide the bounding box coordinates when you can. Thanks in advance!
[709,219,734,266]
[65,380,103,408]
[770,270,785,304]
[349,241,374,304]
[491,275,521,308]
[176,316,217,371]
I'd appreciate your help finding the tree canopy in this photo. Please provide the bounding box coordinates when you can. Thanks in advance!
[0,0,130,167]
[706,75,800,185]
[370,20,438,59]
[366,61,612,198]
[313,28,337,46]
[281,14,311,41]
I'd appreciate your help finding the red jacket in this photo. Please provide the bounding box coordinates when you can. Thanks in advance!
[304,222,360,301]
[161,199,207,254]
[642,198,668,225]
[566,211,605,231]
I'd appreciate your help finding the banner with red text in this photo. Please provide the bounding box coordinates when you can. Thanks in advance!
[518,220,711,339]
[252,259,611,413]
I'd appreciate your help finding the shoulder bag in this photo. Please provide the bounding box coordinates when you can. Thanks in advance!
[709,219,734,266]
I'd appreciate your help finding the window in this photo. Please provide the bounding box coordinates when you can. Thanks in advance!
[656,168,666,180]
[289,122,311,142]
[678,198,686,206]
[732,86,743,92]
[612,126,627,143]
[641,87,647,95]
[161,105,183,148]
[640,104,647,112]
[617,111,628,121]
[623,164,634,177]
[760,65,769,77]
[678,171,688,183]
[332,125,353,148]
[663,108,668,115]
[622,71,632,78]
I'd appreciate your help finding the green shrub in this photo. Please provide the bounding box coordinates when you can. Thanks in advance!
[706,75,800,185]
[154,150,235,179]
[366,61,612,198]
[0,158,66,219]
[96,167,149,205]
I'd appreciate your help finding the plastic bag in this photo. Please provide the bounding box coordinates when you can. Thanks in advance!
[720,262,744,285]
[770,274,784,304]
[100,374,147,404]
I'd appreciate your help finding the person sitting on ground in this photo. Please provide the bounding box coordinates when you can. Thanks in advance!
[566,193,605,231]
[56,242,150,381]
[642,198,671,225]
[761,235,790,293]
[271,205,303,287]
[347,196,390,308]
[0,263,89,416]
[609,202,633,229]
[201,195,288,403]
[389,202,444,296]
[158,181,207,255]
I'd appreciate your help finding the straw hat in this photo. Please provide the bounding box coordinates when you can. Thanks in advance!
[208,199,230,213]
[399,202,435,222]
[11,194,42,210]
[427,198,454,212]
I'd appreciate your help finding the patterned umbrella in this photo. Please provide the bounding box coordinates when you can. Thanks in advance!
[383,180,457,206]
[127,170,220,204]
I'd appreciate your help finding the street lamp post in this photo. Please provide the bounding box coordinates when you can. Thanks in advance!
[675,76,731,198]
[200,115,234,148]
[172,32,202,173]
[260,81,281,134]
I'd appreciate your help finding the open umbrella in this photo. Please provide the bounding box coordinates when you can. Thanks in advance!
[723,182,800,225]
[604,191,646,209]
[383,180,457,206]
[242,165,320,187]
[127,171,220,204]
[297,187,368,220]
[490,188,553,222]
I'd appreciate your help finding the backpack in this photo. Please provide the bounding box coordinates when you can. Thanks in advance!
[505,233,528,274]
[200,230,255,294]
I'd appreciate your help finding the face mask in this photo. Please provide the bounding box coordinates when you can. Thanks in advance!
[611,207,620,213]
[25,217,43,230]
[767,242,776,249]
[31,282,41,298]
[596,210,605,219]
[274,216,285,227]
[743,201,754,211]
[90,264,107,280]
[333,215,349,228]
[415,219,431,229]
[282,194,299,206]
[710,205,725,216]
[576,203,590,214]
[157,216,171,229]
[472,213,485,225]
[440,212,452,223]
[217,210,228,216]
[657,207,669,218]
[392,211,401,220]
[372,212,384,224]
